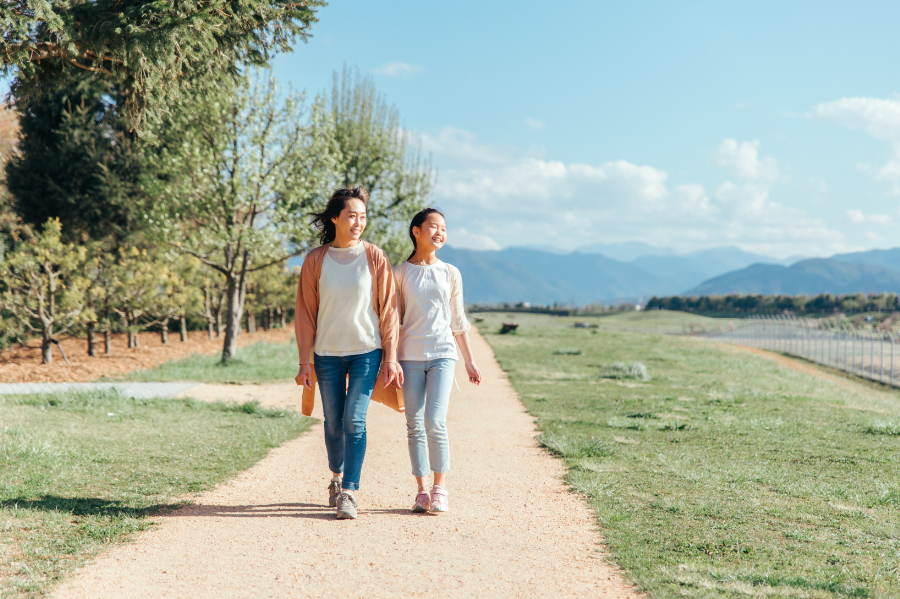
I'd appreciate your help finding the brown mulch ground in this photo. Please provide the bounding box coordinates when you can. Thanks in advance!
[0,329,294,384]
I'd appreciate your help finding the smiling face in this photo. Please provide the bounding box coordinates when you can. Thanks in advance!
[412,212,447,253]
[331,198,367,243]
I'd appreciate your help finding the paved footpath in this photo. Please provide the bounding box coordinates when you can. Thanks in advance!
[52,331,640,598]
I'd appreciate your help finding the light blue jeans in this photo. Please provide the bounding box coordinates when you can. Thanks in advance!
[400,358,456,476]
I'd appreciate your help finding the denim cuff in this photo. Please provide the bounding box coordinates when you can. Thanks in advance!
[341,481,360,491]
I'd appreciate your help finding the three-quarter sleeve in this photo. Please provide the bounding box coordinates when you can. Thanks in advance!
[448,265,471,335]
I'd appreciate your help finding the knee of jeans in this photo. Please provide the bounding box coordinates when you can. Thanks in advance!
[343,419,366,436]
[406,418,426,436]
[424,416,446,434]
[323,420,343,438]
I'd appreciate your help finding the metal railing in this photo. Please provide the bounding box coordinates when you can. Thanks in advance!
[704,315,898,386]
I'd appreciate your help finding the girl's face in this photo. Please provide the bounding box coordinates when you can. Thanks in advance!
[332,199,367,242]
[413,213,447,252]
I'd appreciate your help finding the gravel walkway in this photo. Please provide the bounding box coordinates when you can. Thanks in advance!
[0,382,202,399]
[51,331,640,598]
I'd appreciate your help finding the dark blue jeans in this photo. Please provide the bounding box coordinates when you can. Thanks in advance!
[314,349,382,491]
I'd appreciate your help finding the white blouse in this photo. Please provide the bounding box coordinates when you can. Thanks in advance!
[396,260,470,361]
[313,243,382,357]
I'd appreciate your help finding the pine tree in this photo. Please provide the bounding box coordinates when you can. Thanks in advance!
[1,1,324,131]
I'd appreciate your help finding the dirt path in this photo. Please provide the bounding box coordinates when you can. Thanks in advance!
[51,330,640,598]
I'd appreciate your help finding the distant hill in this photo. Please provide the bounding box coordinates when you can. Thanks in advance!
[685,258,900,296]
[828,247,900,271]
[576,241,675,262]
[437,246,669,304]
[631,246,782,292]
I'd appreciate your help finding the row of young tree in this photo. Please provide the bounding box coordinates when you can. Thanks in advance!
[0,2,433,363]
[646,292,900,316]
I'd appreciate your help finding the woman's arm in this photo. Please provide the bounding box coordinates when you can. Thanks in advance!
[455,332,482,385]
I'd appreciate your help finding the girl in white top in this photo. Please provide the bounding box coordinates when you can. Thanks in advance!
[396,208,482,513]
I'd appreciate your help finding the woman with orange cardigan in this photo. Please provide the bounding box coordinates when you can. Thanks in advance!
[295,187,402,520]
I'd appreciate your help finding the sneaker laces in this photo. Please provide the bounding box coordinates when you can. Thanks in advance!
[339,492,357,508]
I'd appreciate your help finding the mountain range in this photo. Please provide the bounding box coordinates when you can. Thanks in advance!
[436,245,900,305]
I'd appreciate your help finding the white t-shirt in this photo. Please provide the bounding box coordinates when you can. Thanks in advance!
[396,260,470,361]
[314,243,382,357]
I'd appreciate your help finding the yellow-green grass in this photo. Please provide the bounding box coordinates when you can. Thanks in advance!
[0,391,312,598]
[476,312,900,599]
[123,341,299,383]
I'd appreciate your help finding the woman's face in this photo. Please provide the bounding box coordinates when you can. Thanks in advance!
[332,199,367,242]
[413,213,447,252]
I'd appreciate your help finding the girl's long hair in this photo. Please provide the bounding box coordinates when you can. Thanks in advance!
[407,207,445,261]
[309,187,370,245]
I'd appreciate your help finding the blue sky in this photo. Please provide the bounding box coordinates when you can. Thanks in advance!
[271,0,900,259]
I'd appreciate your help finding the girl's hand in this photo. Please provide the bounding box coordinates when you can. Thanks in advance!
[296,364,313,390]
[465,361,482,386]
[383,362,404,388]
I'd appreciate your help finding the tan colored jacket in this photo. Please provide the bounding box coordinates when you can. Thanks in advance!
[294,241,402,416]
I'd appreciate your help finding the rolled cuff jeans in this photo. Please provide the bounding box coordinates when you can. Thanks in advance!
[400,358,456,477]
[314,349,382,491]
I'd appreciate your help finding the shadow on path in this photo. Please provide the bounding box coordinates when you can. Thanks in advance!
[165,502,420,521]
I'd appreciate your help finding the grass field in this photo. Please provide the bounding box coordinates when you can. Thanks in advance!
[476,311,900,599]
[123,340,299,383]
[0,390,312,598]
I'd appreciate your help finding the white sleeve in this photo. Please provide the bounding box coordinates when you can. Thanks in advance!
[447,264,470,335]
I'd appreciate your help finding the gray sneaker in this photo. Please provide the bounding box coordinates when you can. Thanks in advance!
[327,479,342,507]
[336,492,358,519]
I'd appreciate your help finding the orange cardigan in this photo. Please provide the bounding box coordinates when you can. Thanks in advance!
[294,241,403,417]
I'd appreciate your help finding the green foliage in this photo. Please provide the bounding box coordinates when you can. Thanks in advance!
[326,67,435,263]
[597,361,649,381]
[5,72,147,241]
[1,0,324,131]
[648,291,900,316]
[148,72,336,359]
[0,218,89,362]
[0,389,311,597]
[477,312,900,598]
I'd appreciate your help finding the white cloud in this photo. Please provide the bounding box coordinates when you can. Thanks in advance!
[814,96,900,194]
[524,117,545,130]
[846,209,894,226]
[447,227,501,251]
[372,62,424,78]
[424,127,848,257]
[714,139,779,182]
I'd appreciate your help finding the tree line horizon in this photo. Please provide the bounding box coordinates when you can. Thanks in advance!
[646,292,900,319]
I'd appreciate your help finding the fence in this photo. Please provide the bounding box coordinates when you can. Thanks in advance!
[705,315,899,387]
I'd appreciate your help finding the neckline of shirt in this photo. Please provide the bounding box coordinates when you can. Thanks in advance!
[406,259,444,268]
[329,242,365,253]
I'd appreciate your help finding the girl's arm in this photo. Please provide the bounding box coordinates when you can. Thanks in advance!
[455,332,482,385]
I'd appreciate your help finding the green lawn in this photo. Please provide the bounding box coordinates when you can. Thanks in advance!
[123,340,299,383]
[0,390,312,598]
[476,311,900,599]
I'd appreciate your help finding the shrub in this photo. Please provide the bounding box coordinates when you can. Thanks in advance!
[598,361,649,381]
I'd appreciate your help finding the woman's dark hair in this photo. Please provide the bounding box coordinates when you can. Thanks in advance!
[407,207,445,260]
[310,187,369,245]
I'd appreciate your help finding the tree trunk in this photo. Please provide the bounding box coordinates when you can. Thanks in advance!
[104,329,111,354]
[160,318,169,345]
[216,303,223,338]
[221,272,245,362]
[208,319,215,340]
[268,307,275,330]
[41,334,53,365]
[87,321,96,357]
[179,315,188,342]
[279,307,286,329]
[127,311,138,349]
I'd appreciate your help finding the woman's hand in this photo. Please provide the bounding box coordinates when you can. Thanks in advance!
[465,361,482,386]
[383,362,404,388]
[296,364,313,390]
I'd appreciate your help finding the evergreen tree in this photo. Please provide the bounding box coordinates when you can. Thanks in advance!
[1,0,324,130]
[6,72,147,241]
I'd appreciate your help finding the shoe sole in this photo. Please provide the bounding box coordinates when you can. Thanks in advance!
[336,510,357,519]
[412,505,428,513]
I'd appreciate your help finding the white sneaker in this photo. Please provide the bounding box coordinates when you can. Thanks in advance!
[430,486,449,512]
